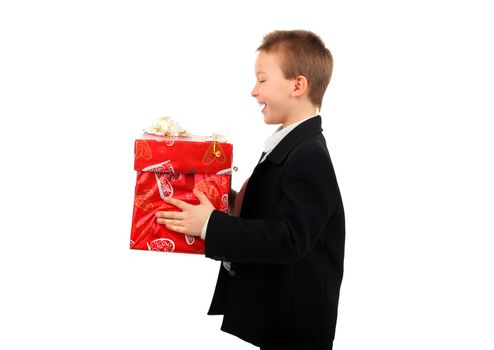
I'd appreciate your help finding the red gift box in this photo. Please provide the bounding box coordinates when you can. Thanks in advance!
[130,133,233,254]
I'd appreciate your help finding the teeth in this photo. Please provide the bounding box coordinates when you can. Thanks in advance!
[258,103,266,109]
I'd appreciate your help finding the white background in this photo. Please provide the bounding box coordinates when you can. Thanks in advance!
[1,1,493,349]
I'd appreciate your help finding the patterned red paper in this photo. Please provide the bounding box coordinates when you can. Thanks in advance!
[130,133,233,254]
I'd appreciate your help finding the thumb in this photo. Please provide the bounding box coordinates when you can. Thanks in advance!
[193,188,210,204]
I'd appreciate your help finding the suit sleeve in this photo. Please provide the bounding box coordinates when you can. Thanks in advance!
[204,144,338,264]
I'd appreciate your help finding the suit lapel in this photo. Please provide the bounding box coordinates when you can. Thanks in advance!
[265,115,323,165]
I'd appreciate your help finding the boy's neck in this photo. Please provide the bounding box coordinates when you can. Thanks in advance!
[282,106,319,128]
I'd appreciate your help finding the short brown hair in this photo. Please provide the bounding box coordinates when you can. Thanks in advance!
[257,30,333,108]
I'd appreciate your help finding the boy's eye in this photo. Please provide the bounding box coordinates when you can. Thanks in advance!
[258,80,265,83]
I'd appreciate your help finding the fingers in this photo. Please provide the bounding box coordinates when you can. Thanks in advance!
[193,188,211,204]
[162,196,189,210]
[193,188,205,199]
[156,218,185,227]
[154,191,209,237]
[162,223,187,234]
[155,211,184,220]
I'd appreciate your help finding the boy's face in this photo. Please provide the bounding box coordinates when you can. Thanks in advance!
[251,51,296,126]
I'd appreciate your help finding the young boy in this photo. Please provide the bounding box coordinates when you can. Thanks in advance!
[155,30,345,350]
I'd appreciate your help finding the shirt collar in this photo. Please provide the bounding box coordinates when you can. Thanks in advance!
[264,115,318,153]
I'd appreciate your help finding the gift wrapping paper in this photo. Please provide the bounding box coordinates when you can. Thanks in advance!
[130,133,233,254]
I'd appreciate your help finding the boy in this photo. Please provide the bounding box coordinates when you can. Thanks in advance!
[155,30,345,350]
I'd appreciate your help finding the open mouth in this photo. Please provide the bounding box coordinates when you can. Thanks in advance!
[258,102,267,113]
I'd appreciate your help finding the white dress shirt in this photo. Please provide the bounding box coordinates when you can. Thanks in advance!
[201,115,317,271]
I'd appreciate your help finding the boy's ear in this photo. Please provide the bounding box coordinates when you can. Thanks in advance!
[291,75,309,97]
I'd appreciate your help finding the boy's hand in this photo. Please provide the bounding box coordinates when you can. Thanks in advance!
[155,188,215,237]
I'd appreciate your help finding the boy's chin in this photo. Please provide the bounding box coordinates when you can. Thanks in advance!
[263,115,285,126]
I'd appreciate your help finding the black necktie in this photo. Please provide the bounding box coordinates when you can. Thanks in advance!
[258,151,267,164]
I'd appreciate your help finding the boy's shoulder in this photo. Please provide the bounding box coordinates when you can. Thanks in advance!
[287,133,330,164]
[276,134,337,189]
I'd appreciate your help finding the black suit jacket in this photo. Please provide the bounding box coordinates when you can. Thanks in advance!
[205,116,345,349]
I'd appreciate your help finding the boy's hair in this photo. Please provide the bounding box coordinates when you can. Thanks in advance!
[257,30,333,109]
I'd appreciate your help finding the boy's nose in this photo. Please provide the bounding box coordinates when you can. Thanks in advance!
[251,86,258,97]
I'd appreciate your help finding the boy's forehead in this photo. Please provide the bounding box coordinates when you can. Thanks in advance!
[255,51,281,73]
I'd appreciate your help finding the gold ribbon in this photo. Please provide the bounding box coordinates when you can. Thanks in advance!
[213,141,221,158]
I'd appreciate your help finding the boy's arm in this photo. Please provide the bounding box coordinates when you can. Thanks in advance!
[204,146,338,264]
